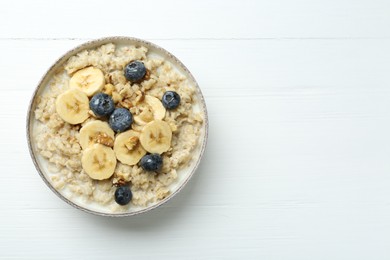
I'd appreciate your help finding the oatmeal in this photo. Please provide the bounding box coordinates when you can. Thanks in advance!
[34,43,204,211]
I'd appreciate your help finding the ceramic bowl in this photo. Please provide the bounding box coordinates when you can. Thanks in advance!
[26,37,208,217]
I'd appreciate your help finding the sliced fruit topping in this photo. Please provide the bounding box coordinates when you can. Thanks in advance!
[124,61,146,83]
[140,153,163,172]
[55,89,89,124]
[134,95,166,125]
[114,130,147,166]
[109,108,133,132]
[162,91,181,110]
[139,120,172,154]
[79,120,115,149]
[89,93,115,117]
[81,143,117,180]
[69,67,105,97]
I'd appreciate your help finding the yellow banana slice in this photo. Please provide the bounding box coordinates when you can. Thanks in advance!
[55,89,89,124]
[69,66,105,97]
[139,120,172,154]
[79,120,115,149]
[114,130,147,165]
[81,143,117,180]
[134,95,166,125]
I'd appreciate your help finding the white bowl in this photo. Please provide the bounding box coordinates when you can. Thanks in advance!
[26,37,208,217]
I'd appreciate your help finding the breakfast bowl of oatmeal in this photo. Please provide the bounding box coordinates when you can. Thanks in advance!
[26,37,208,216]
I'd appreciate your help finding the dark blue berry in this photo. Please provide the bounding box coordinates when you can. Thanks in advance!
[109,108,133,132]
[115,186,132,205]
[89,93,115,117]
[162,91,181,110]
[140,154,163,171]
[124,61,146,83]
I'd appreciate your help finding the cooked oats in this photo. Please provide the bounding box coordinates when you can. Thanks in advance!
[34,43,204,210]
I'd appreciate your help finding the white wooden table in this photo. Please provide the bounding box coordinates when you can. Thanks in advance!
[2,0,390,259]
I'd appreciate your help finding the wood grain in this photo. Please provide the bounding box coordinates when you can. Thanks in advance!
[1,0,390,259]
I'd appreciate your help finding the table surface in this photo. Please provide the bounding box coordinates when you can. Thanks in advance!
[2,0,390,259]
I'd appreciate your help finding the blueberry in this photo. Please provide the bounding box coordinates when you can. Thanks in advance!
[140,153,163,171]
[115,186,132,205]
[124,61,146,83]
[162,91,181,110]
[89,93,115,117]
[109,108,133,132]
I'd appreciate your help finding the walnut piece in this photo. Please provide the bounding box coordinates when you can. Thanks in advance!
[94,133,114,147]
[119,98,133,109]
[139,106,153,122]
[125,136,139,151]
[103,84,114,95]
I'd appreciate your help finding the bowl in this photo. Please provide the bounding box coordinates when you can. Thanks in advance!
[26,37,208,217]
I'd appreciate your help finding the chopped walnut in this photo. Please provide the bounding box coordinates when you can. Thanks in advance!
[94,133,114,147]
[113,178,127,187]
[125,136,139,151]
[138,106,154,122]
[112,92,122,103]
[134,90,145,105]
[103,84,114,95]
[119,98,133,109]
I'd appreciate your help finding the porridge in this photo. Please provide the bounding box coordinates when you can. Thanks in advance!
[33,43,204,211]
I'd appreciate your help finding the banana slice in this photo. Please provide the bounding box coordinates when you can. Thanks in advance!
[69,66,105,96]
[134,95,166,125]
[114,130,147,165]
[79,120,115,149]
[139,120,172,154]
[55,89,89,124]
[81,143,117,180]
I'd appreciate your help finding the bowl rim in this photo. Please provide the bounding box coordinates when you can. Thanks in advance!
[26,36,209,217]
